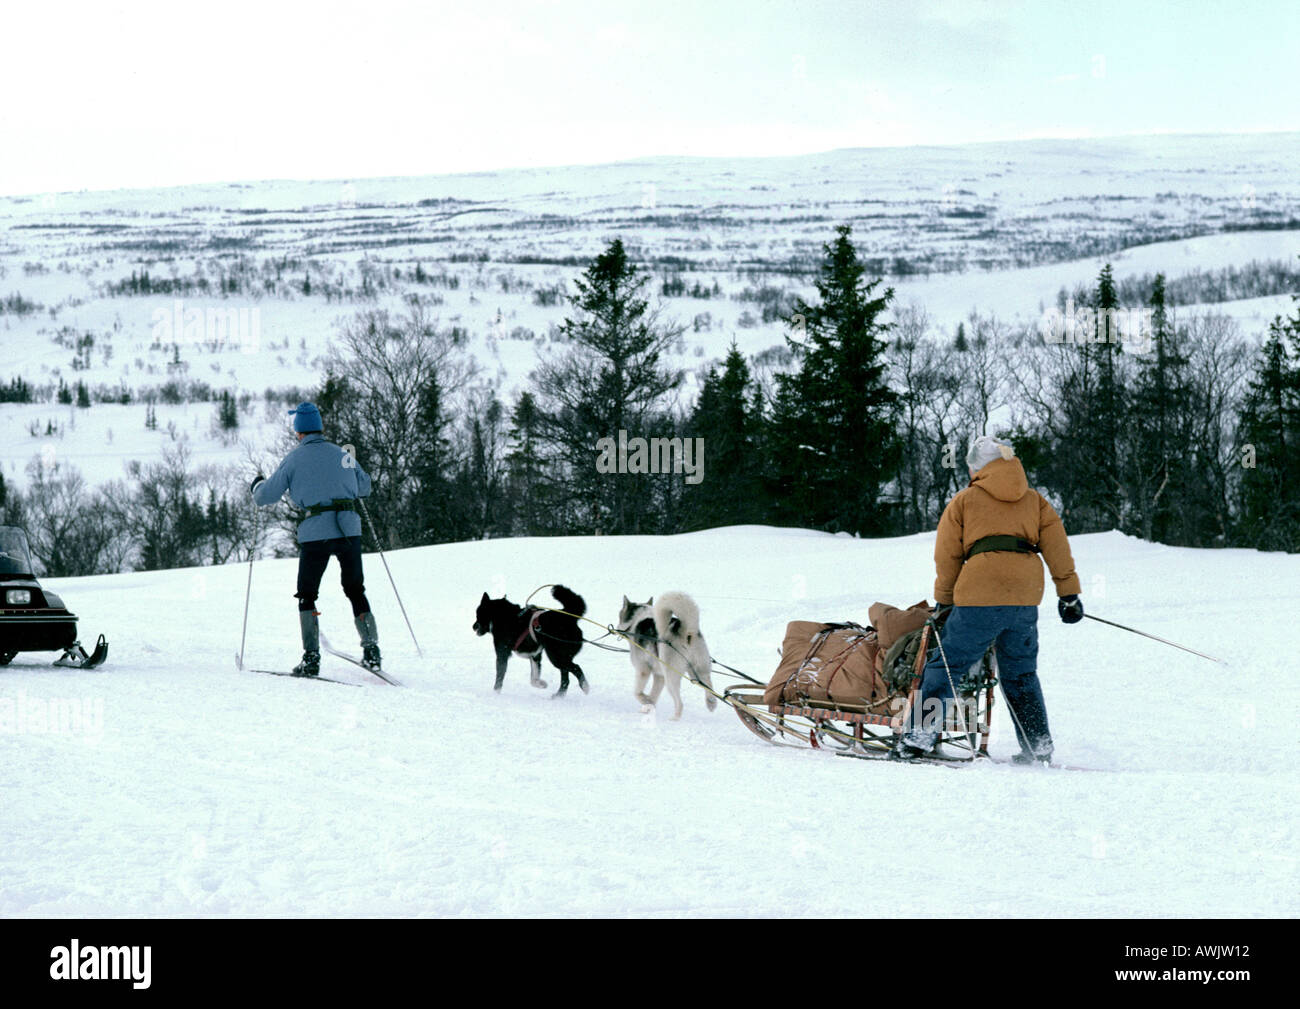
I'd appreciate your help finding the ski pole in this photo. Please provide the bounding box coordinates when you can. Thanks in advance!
[237,506,258,671]
[357,497,423,658]
[1084,613,1224,665]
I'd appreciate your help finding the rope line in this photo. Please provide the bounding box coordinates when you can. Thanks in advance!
[518,584,991,758]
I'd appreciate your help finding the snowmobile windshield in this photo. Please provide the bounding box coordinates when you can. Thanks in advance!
[0,527,35,576]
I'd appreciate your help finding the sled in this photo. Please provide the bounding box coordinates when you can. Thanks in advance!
[0,527,109,670]
[725,618,998,763]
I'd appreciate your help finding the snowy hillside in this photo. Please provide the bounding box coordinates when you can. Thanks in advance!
[2,526,1295,917]
[3,132,1299,495]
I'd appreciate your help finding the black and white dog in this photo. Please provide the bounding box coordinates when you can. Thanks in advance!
[473,585,589,697]
[616,590,716,719]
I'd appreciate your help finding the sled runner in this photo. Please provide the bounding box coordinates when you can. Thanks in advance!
[0,527,109,670]
[725,603,998,764]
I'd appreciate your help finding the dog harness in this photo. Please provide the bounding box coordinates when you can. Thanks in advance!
[513,608,543,652]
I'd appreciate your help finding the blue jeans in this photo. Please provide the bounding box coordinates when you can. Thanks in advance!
[904,605,1052,756]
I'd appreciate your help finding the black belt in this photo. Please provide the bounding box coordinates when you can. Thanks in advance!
[964,534,1039,561]
[305,498,357,519]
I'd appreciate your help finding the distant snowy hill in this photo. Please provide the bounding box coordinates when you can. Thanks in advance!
[1,526,1296,916]
[2,131,1298,493]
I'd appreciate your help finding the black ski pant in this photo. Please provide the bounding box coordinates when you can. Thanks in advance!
[296,536,370,617]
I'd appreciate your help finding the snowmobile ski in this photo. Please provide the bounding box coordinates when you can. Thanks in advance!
[53,634,109,669]
[318,632,402,686]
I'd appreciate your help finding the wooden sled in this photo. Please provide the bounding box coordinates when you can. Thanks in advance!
[726,623,998,763]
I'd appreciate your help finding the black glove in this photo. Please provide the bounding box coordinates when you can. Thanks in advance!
[933,602,954,621]
[1058,594,1083,624]
[250,474,266,494]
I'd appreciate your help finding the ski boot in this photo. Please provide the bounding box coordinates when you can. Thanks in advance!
[1011,750,1053,766]
[294,609,321,677]
[356,611,381,673]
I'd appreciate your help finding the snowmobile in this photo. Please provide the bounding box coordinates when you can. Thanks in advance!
[0,526,108,669]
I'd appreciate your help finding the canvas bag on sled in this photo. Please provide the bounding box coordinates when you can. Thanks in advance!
[763,621,890,711]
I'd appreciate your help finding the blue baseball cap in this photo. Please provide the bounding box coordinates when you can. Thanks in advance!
[289,402,323,433]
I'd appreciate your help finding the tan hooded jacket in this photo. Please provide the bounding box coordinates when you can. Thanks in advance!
[934,456,1081,606]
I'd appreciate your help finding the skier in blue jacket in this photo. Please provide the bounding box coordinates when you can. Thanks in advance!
[251,402,380,677]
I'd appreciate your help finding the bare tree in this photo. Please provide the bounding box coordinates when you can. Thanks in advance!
[1181,311,1250,544]
[21,458,118,576]
[317,301,477,546]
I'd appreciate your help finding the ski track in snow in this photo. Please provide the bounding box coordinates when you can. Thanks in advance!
[1,527,1296,917]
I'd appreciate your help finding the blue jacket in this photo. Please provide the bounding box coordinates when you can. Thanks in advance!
[253,434,372,542]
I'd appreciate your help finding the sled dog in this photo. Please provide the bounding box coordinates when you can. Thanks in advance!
[473,585,589,697]
[616,590,716,719]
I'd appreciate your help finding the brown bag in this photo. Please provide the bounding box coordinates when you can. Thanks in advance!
[868,600,931,650]
[764,621,889,710]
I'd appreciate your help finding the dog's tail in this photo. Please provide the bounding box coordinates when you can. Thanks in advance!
[654,590,700,644]
[551,584,586,618]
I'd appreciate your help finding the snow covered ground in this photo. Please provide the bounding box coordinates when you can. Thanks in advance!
[2,526,1295,917]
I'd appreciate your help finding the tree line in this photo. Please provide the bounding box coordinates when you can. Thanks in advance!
[4,224,1298,575]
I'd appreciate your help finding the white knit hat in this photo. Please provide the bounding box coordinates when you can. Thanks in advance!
[966,435,1015,471]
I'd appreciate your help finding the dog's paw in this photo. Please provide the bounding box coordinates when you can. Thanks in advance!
[579,680,591,695]
[639,702,654,714]
[550,689,568,700]
[530,679,548,689]
[636,692,653,705]
[706,695,717,711]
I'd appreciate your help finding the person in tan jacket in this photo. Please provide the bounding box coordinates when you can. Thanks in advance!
[895,436,1083,764]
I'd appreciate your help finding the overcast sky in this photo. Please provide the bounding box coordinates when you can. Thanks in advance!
[3,0,1296,196]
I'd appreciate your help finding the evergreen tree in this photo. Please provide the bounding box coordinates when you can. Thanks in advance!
[1126,274,1192,542]
[75,381,90,408]
[532,238,683,534]
[218,390,239,430]
[504,392,551,536]
[1087,263,1125,529]
[767,224,900,535]
[1237,303,1300,550]
[686,343,766,529]
[406,373,457,543]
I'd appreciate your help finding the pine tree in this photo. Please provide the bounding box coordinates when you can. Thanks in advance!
[686,343,766,529]
[218,390,239,430]
[532,238,683,534]
[407,373,457,543]
[1237,303,1300,550]
[504,392,550,536]
[767,225,899,535]
[1088,263,1125,529]
[1126,274,1192,542]
[75,381,90,408]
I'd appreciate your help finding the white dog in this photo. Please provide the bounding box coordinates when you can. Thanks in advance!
[616,590,716,719]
